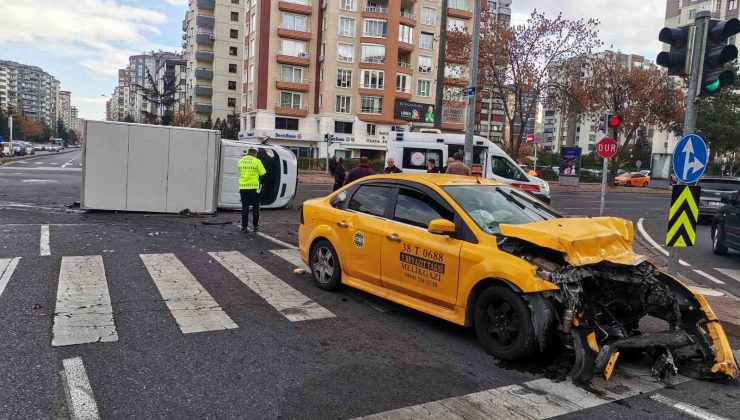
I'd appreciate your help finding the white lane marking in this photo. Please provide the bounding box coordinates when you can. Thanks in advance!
[0,258,21,298]
[256,232,298,250]
[637,218,690,266]
[52,256,118,346]
[40,225,50,256]
[688,286,725,297]
[715,268,740,283]
[650,394,729,420]
[270,249,309,270]
[62,159,74,168]
[356,369,690,420]
[210,251,335,321]
[50,162,59,165]
[35,162,43,165]
[0,166,81,172]
[22,179,58,183]
[140,253,237,334]
[693,269,725,285]
[62,357,101,420]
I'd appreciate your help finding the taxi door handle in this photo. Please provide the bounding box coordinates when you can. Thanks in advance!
[337,221,349,228]
[386,234,402,242]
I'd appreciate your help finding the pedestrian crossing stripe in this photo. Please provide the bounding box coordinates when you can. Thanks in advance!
[666,185,700,247]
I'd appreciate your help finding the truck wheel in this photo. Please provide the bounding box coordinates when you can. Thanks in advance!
[310,239,342,291]
[474,286,537,361]
[712,225,729,255]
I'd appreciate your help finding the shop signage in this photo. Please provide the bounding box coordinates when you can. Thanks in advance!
[442,105,465,124]
[273,132,303,140]
[395,100,436,123]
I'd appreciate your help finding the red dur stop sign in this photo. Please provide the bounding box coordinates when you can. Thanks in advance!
[596,137,618,159]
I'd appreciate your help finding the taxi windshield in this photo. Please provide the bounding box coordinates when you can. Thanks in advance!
[443,185,560,234]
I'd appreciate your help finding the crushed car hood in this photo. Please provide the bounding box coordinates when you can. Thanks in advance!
[499,217,647,267]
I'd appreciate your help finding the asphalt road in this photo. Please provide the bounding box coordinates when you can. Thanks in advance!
[0,155,738,419]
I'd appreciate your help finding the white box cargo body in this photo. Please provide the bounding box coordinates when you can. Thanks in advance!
[82,121,220,214]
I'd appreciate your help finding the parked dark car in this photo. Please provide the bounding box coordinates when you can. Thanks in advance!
[711,190,740,254]
[698,177,740,223]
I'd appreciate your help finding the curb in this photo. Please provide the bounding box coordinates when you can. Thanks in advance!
[0,149,79,166]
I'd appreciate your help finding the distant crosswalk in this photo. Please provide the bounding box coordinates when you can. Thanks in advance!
[0,248,326,348]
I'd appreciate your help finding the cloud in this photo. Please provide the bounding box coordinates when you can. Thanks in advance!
[511,0,666,60]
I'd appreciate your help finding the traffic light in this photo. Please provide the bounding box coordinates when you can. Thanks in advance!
[657,26,692,76]
[600,113,622,132]
[701,18,740,96]
[323,133,329,142]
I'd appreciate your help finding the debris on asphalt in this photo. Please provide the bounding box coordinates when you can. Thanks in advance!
[293,268,305,275]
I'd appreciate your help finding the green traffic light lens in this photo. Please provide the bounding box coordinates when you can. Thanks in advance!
[706,79,721,92]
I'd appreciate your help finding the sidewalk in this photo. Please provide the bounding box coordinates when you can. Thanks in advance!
[299,170,333,185]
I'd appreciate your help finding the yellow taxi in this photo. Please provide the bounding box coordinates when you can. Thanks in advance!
[299,174,738,382]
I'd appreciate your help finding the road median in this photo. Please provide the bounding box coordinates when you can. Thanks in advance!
[0,148,79,166]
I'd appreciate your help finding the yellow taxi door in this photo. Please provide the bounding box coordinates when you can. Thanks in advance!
[333,183,394,287]
[380,186,462,308]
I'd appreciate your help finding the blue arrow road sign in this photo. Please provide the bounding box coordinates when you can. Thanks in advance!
[672,134,708,184]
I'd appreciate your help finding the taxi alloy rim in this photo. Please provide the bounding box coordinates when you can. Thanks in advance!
[486,298,520,347]
[313,246,335,284]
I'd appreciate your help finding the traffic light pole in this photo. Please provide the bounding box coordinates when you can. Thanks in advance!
[463,0,481,167]
[668,10,709,273]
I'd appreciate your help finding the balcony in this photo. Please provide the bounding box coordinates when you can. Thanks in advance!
[196,15,215,28]
[194,85,213,97]
[275,76,310,92]
[277,24,312,41]
[397,61,413,75]
[193,102,212,113]
[194,68,214,80]
[277,51,310,66]
[448,6,473,19]
[275,103,309,117]
[196,32,215,44]
[362,4,388,19]
[398,41,414,52]
[400,11,416,26]
[195,50,214,62]
[278,0,312,15]
[196,0,215,9]
[395,87,412,100]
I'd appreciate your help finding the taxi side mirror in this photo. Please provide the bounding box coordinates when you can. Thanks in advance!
[428,219,456,235]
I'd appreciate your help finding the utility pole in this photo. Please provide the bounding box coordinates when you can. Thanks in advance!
[463,0,482,166]
[668,10,709,273]
[433,0,449,130]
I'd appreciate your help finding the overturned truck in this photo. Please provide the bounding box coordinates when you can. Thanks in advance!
[497,217,738,382]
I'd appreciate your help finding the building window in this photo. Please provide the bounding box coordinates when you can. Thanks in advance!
[361,44,385,63]
[250,39,255,57]
[280,91,302,108]
[688,9,696,19]
[228,97,236,107]
[337,69,352,88]
[421,7,436,25]
[399,25,414,44]
[249,64,254,82]
[448,18,466,32]
[231,11,239,22]
[230,29,239,39]
[366,123,376,136]
[319,94,323,108]
[229,46,238,56]
[396,74,410,93]
[280,39,307,57]
[361,70,384,89]
[444,65,464,78]
[229,64,237,73]
[281,65,303,83]
[228,81,237,90]
[320,68,324,81]
[339,17,356,37]
[282,12,307,31]
[420,32,434,49]
[360,96,383,114]
[232,0,239,4]
[275,117,299,130]
[731,0,738,10]
[247,90,253,108]
[340,0,355,11]
[337,43,354,62]
[450,0,468,9]
[251,14,256,32]
[335,120,353,133]
[417,79,431,97]
[418,55,433,73]
[336,95,351,114]
[363,19,387,38]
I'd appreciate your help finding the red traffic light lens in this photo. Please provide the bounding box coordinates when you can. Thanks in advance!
[608,115,622,128]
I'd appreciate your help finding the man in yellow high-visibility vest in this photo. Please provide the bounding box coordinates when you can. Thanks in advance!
[238,148,267,233]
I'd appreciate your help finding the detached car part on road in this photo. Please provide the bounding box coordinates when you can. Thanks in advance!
[299,174,739,383]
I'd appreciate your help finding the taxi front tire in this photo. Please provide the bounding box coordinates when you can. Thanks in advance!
[310,239,342,291]
[474,286,537,361]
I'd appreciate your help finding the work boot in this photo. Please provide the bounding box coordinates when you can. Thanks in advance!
[252,225,260,233]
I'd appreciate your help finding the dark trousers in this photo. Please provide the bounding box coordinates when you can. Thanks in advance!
[240,189,261,228]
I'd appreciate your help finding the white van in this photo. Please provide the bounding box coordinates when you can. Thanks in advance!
[218,139,298,210]
[386,132,550,203]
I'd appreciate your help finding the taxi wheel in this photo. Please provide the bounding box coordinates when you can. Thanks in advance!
[474,286,537,361]
[643,182,648,187]
[625,181,631,187]
[310,240,342,291]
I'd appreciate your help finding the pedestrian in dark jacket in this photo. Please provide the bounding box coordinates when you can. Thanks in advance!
[383,157,403,174]
[333,158,346,191]
[344,156,376,185]
[329,155,338,176]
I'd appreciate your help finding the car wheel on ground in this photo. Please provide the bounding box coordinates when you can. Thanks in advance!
[474,285,537,361]
[712,225,729,255]
[643,182,648,187]
[310,239,342,291]
[626,181,631,187]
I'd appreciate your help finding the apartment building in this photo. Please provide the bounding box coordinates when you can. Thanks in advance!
[129,51,184,122]
[0,60,60,127]
[665,0,740,28]
[183,0,244,125]
[58,91,72,130]
[240,0,486,159]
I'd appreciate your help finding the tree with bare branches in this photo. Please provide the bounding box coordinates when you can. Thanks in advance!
[171,101,195,128]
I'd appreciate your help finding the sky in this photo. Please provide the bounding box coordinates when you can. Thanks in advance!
[0,0,666,121]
